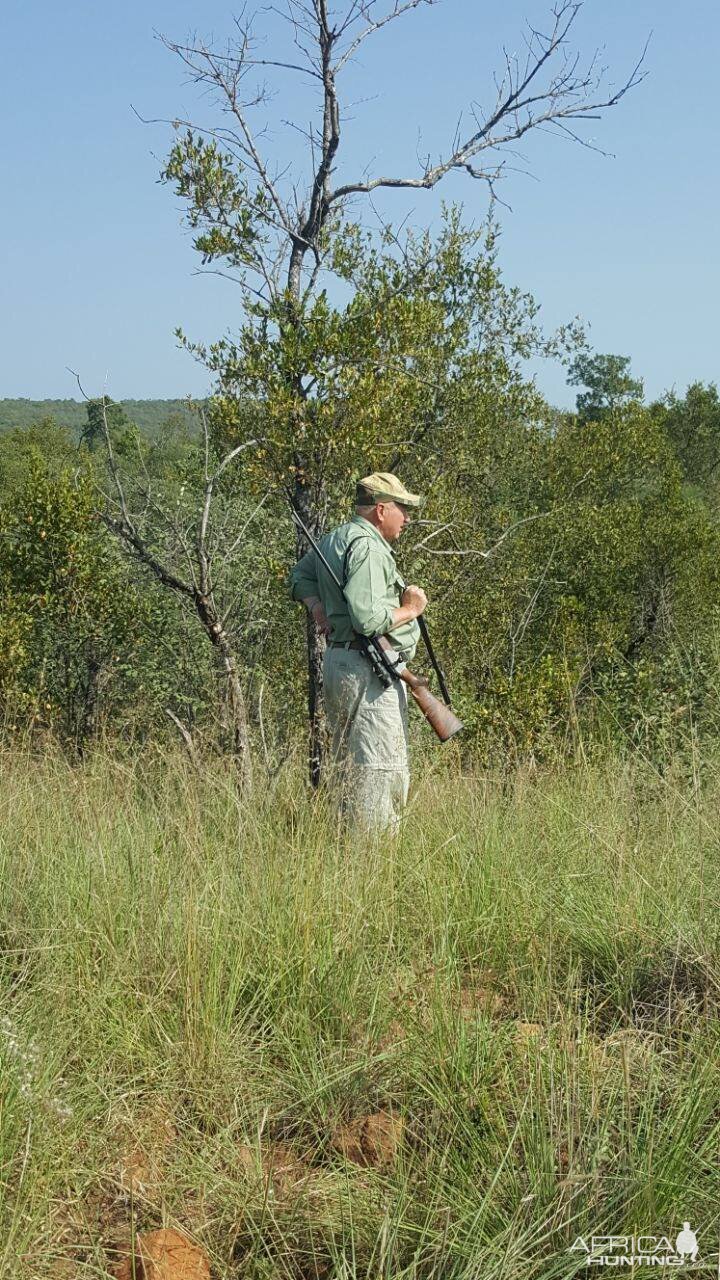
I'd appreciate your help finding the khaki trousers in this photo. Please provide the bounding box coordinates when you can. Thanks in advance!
[323,646,409,832]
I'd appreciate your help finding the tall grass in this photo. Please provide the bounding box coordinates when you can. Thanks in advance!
[0,742,718,1277]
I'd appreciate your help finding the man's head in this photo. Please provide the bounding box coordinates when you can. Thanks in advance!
[355,471,421,543]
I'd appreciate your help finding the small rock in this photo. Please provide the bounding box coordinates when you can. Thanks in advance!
[111,1228,210,1280]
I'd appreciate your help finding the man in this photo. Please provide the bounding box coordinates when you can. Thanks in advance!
[290,472,428,831]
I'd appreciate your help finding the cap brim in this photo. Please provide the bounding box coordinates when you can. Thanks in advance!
[370,489,422,508]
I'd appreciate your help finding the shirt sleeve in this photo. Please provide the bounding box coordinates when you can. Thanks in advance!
[289,549,319,602]
[343,539,395,636]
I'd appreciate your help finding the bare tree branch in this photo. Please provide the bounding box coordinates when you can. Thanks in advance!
[155,0,646,317]
[335,0,436,71]
[165,707,199,767]
[330,4,648,203]
[159,30,293,233]
[412,509,557,560]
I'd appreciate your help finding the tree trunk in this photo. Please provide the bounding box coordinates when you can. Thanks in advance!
[218,635,253,785]
[76,649,103,758]
[286,243,327,787]
[305,609,325,789]
[293,474,327,788]
[195,595,252,786]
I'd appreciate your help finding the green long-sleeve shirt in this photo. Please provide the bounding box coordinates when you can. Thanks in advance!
[289,515,420,660]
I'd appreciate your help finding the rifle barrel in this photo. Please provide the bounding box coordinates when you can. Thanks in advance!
[417,615,453,707]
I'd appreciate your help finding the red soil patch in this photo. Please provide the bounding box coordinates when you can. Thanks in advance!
[457,983,507,1019]
[236,1141,311,1198]
[330,1110,404,1168]
[116,1108,177,1199]
[110,1227,210,1280]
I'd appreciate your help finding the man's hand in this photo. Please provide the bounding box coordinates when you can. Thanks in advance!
[391,584,427,627]
[301,594,331,637]
[310,601,331,637]
[401,585,428,617]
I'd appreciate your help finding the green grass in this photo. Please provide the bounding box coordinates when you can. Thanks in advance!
[0,743,719,1277]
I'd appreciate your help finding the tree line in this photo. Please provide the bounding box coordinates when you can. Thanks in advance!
[0,399,199,438]
[2,348,718,770]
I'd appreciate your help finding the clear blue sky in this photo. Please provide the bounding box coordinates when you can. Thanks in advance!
[3,0,717,408]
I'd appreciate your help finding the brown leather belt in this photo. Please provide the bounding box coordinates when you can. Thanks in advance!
[329,639,365,650]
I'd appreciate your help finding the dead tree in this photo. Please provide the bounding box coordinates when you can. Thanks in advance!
[156,0,646,783]
[72,377,262,784]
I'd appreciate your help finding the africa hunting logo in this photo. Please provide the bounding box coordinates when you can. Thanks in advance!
[570,1222,700,1267]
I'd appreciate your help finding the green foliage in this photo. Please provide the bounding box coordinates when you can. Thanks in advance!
[79,396,139,455]
[0,438,224,746]
[4,370,720,762]
[163,130,270,271]
[193,211,583,515]
[568,351,644,421]
[0,456,140,744]
[412,400,720,761]
[651,381,720,497]
[0,417,78,501]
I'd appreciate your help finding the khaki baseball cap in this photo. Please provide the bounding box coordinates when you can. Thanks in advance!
[357,471,422,508]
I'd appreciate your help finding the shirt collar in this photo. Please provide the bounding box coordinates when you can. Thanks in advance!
[350,514,395,555]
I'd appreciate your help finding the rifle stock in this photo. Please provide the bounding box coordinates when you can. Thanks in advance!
[375,637,463,742]
[400,670,463,742]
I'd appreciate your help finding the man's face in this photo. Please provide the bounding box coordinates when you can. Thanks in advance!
[376,500,411,541]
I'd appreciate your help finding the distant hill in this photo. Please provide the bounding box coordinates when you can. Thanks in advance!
[0,399,202,437]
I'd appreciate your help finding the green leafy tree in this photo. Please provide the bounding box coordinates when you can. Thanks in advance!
[0,417,78,501]
[651,382,720,496]
[80,396,139,456]
[429,399,720,759]
[0,456,142,749]
[159,0,643,780]
[567,352,644,421]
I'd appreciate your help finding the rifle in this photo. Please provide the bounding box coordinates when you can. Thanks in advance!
[290,508,463,744]
[417,614,452,707]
